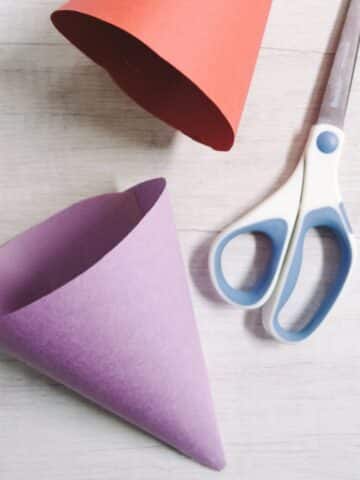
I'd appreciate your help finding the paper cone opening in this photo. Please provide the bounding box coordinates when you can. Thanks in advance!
[51,11,233,150]
[51,0,272,150]
[0,178,165,316]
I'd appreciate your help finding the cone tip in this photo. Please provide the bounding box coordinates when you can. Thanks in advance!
[193,437,226,471]
[200,450,226,471]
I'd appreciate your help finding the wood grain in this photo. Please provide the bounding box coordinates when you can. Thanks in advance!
[0,1,359,479]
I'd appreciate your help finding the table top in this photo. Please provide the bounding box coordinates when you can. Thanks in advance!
[1,1,359,479]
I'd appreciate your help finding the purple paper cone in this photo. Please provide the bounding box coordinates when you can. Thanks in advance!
[0,178,225,470]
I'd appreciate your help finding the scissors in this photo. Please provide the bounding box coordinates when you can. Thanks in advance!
[209,0,359,343]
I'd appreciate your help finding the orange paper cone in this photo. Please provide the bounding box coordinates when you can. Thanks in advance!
[51,0,271,150]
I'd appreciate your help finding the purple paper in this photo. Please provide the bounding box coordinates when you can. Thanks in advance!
[0,178,225,470]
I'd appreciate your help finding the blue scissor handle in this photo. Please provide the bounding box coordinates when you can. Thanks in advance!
[265,206,354,342]
[211,218,289,307]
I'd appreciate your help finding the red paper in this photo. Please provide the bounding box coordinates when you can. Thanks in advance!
[52,0,271,150]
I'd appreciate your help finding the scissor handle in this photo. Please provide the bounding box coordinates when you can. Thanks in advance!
[210,123,356,342]
[210,219,289,308]
[263,124,356,342]
[209,161,304,309]
[263,205,356,342]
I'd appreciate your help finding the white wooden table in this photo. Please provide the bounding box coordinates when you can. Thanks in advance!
[1,1,360,479]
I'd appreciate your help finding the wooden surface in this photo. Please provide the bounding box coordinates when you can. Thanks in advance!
[1,1,360,479]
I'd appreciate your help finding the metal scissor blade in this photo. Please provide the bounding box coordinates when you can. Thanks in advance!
[318,0,360,128]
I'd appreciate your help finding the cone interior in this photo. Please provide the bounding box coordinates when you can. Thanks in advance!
[51,11,233,150]
[0,178,166,316]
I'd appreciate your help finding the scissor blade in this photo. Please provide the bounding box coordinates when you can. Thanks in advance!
[318,0,360,128]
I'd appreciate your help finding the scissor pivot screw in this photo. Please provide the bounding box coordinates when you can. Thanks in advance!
[316,131,339,154]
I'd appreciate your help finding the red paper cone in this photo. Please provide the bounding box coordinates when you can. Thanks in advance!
[51,0,271,150]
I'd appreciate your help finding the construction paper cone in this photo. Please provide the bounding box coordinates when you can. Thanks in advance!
[51,0,271,151]
[0,178,225,470]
